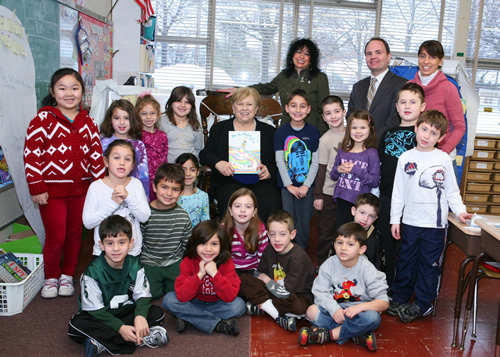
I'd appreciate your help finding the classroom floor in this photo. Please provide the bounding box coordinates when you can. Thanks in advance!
[72,213,500,356]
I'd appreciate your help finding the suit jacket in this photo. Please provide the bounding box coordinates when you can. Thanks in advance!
[347,70,407,144]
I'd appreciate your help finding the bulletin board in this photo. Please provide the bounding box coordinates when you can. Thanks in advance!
[78,13,113,108]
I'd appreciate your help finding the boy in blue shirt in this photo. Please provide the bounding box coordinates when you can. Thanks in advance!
[68,215,168,356]
[274,89,320,249]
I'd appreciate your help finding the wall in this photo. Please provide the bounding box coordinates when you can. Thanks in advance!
[0,0,113,238]
[112,0,141,84]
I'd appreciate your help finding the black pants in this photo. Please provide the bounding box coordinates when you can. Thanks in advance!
[378,193,401,287]
[68,305,164,355]
[316,194,337,267]
[334,198,355,232]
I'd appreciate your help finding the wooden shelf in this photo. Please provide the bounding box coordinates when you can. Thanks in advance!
[461,135,500,214]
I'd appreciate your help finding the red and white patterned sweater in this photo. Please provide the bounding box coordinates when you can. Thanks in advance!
[24,106,105,197]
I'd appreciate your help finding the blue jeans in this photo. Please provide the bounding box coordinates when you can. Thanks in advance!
[281,187,314,249]
[311,305,381,344]
[162,292,246,334]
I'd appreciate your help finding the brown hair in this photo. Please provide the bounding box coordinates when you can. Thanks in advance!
[336,222,368,247]
[165,86,200,131]
[221,188,263,254]
[154,163,185,191]
[267,209,295,232]
[183,220,231,267]
[100,99,143,140]
[397,82,425,103]
[416,110,448,137]
[135,94,162,130]
[364,37,391,55]
[354,193,380,215]
[341,110,377,151]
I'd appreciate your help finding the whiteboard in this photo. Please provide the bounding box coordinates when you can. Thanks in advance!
[0,6,45,244]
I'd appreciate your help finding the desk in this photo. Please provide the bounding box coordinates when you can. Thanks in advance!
[460,217,500,351]
[447,213,496,347]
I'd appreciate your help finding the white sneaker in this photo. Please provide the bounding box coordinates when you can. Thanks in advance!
[140,326,168,348]
[58,274,74,296]
[41,278,58,299]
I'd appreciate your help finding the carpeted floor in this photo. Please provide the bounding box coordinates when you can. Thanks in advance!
[1,282,250,356]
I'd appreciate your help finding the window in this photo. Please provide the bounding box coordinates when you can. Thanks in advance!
[466,0,500,135]
[151,0,495,134]
[380,0,457,55]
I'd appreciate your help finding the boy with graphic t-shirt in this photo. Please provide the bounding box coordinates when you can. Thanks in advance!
[389,110,472,322]
[299,222,388,351]
[274,89,320,250]
[239,210,315,332]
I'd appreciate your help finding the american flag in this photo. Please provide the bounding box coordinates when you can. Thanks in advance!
[135,0,155,22]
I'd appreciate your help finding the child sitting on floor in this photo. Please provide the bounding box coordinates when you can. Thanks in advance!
[68,215,168,356]
[239,209,315,332]
[162,220,246,336]
[299,222,388,351]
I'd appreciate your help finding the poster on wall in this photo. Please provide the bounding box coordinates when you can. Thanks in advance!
[78,13,112,109]
[60,4,78,70]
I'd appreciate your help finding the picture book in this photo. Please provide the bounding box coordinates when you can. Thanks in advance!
[228,131,261,174]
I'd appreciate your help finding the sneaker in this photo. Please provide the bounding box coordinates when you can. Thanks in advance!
[276,315,296,332]
[386,301,403,316]
[245,301,265,316]
[214,318,239,336]
[298,326,329,345]
[397,302,423,323]
[176,318,190,333]
[140,326,168,348]
[84,337,105,357]
[58,274,75,296]
[353,332,377,351]
[41,278,58,299]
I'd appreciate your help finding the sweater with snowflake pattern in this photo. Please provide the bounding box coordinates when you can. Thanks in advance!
[24,106,105,197]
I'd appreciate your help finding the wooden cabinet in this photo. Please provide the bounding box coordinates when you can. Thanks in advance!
[460,136,500,214]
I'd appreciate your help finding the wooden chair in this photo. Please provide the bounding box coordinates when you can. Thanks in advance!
[197,90,282,195]
[199,90,282,143]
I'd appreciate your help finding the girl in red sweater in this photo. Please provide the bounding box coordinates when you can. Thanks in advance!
[24,68,105,299]
[162,220,246,336]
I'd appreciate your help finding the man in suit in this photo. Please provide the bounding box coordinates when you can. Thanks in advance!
[347,37,407,143]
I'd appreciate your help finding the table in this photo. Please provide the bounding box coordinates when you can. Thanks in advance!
[459,217,500,351]
[446,213,494,347]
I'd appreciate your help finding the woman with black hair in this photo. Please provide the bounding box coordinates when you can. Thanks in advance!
[220,38,330,134]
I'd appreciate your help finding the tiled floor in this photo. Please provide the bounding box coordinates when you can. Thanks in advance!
[250,240,499,356]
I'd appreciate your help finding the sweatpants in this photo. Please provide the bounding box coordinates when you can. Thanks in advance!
[391,224,445,313]
[39,194,86,279]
